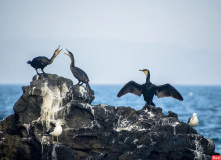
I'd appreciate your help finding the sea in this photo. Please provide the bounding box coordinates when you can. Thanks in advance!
[0,84,221,154]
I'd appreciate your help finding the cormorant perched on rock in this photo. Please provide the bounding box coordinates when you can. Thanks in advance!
[27,45,62,74]
[64,49,94,95]
[117,69,183,105]
[46,121,63,143]
[188,113,198,127]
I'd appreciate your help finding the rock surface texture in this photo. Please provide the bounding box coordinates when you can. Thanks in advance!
[0,74,219,160]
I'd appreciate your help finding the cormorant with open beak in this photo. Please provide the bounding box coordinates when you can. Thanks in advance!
[27,45,62,74]
[64,49,94,95]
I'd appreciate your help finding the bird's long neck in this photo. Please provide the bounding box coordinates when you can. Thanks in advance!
[69,54,75,67]
[49,52,58,64]
[146,73,150,83]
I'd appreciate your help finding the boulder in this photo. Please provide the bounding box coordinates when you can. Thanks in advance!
[0,74,218,160]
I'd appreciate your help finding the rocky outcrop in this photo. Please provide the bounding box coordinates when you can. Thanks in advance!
[0,74,218,160]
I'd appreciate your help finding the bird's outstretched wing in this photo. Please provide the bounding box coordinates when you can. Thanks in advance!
[117,81,142,97]
[155,83,183,101]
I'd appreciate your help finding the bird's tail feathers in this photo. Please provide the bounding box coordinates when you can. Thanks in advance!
[27,60,32,64]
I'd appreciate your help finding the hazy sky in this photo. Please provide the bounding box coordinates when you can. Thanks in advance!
[0,0,221,85]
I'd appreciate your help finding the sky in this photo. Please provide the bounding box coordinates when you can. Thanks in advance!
[0,0,221,85]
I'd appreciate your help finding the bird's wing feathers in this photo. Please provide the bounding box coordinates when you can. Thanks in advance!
[72,67,89,82]
[155,83,183,101]
[187,117,191,124]
[117,81,142,97]
[46,126,55,134]
[32,57,50,68]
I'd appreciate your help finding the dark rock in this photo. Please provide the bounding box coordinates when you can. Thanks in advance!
[168,110,178,119]
[0,74,218,160]
[41,143,74,160]
[66,85,95,104]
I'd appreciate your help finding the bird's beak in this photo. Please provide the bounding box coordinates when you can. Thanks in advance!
[139,69,148,76]
[64,53,69,56]
[55,45,62,54]
[64,49,70,56]
[139,69,146,73]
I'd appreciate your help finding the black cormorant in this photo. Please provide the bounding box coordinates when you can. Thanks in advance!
[117,69,183,105]
[27,45,62,74]
[64,49,94,95]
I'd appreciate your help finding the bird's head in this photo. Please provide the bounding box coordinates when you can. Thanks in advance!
[139,69,150,77]
[64,49,73,57]
[193,113,197,117]
[55,121,64,126]
[54,45,62,56]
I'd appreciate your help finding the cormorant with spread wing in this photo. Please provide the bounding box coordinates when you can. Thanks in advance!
[64,49,94,95]
[27,45,62,74]
[117,69,183,105]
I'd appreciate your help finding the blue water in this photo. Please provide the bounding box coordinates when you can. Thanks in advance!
[0,84,221,154]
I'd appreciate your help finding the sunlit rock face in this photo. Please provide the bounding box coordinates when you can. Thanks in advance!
[0,74,218,160]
